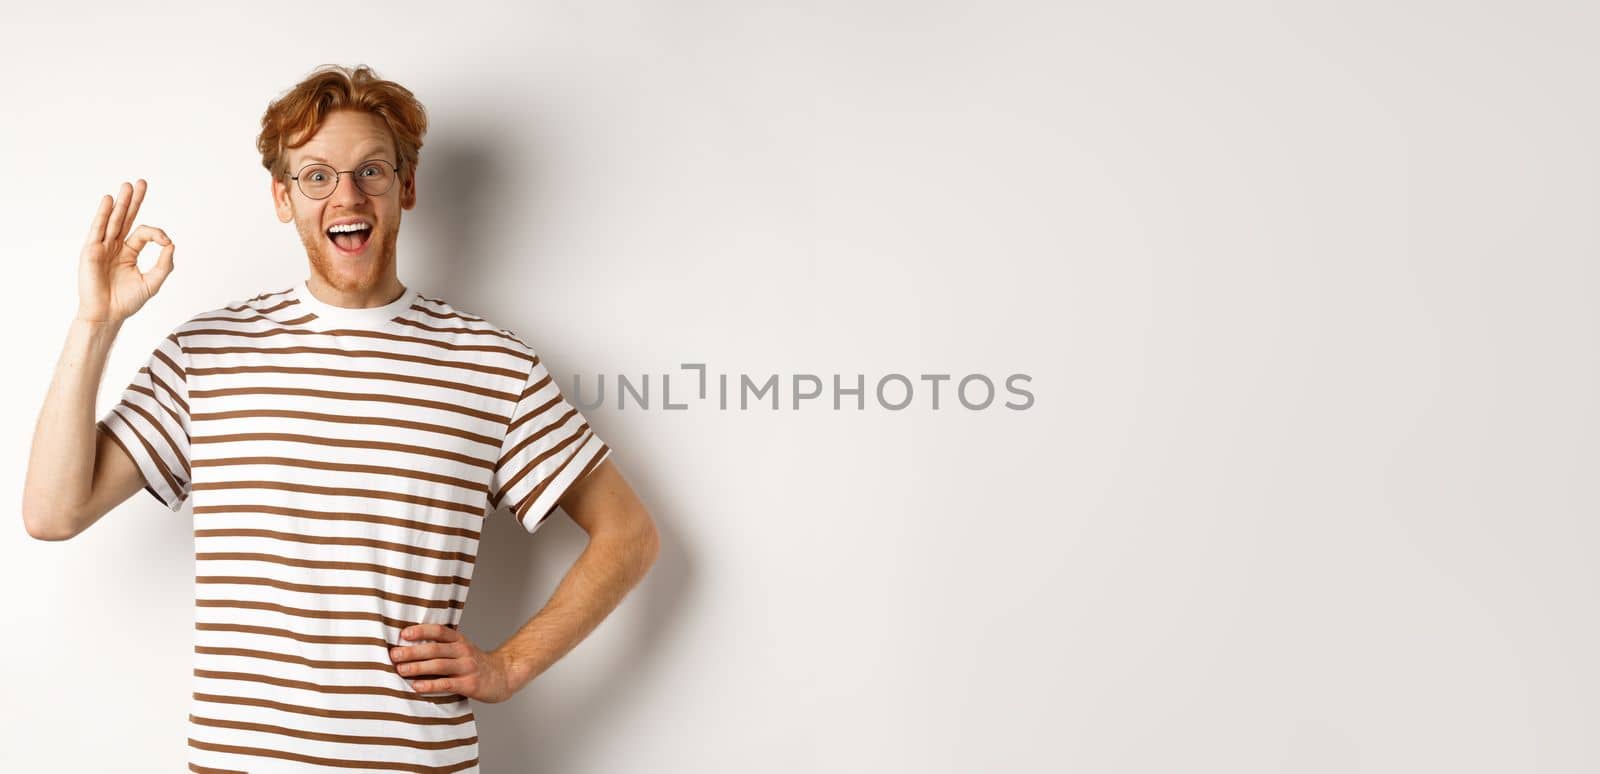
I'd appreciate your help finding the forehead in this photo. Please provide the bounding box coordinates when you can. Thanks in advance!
[289,110,396,165]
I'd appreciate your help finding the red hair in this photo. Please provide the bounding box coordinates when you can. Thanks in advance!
[256,64,429,185]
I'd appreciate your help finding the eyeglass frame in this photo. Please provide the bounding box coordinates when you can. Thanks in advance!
[287,158,404,200]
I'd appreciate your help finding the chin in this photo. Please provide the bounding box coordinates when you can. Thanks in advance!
[304,231,397,290]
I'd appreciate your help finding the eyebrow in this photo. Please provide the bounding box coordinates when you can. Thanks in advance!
[298,148,395,165]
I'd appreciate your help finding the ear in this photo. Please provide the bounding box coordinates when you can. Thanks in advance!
[272,175,294,223]
[400,171,417,210]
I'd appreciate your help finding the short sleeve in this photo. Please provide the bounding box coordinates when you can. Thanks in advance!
[489,351,612,534]
[96,327,192,512]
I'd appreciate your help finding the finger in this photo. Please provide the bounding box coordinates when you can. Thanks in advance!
[400,657,468,677]
[411,677,455,694]
[128,223,172,245]
[391,641,460,663]
[84,194,113,246]
[401,624,460,643]
[103,182,131,249]
[121,179,149,239]
[121,224,171,262]
[144,238,176,295]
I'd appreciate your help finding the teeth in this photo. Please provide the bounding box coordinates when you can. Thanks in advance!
[328,222,370,234]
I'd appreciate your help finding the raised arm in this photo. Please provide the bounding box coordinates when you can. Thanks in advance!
[21,179,177,540]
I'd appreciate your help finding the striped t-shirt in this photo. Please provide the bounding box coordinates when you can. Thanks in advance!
[96,278,612,773]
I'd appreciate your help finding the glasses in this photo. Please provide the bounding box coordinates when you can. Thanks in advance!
[289,159,401,200]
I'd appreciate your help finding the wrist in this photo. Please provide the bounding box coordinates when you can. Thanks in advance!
[495,646,536,692]
[69,315,123,348]
[72,313,121,330]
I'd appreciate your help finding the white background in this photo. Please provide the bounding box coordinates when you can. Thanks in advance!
[4,1,1598,772]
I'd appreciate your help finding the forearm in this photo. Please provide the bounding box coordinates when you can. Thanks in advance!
[494,525,659,692]
[21,316,123,538]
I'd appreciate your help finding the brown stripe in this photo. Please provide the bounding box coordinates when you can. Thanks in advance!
[191,480,483,516]
[312,318,524,355]
[195,528,476,563]
[190,384,510,424]
[188,412,499,447]
[196,552,471,587]
[182,343,526,378]
[249,298,296,315]
[412,298,487,323]
[193,455,487,494]
[189,363,520,402]
[517,370,551,402]
[193,692,474,726]
[198,305,318,327]
[192,425,499,462]
[191,309,290,327]
[227,287,293,309]
[193,669,467,705]
[187,738,478,773]
[188,763,246,774]
[196,621,390,648]
[195,644,408,673]
[190,713,477,750]
[195,576,465,610]
[195,599,453,632]
[393,315,524,343]
[193,503,480,541]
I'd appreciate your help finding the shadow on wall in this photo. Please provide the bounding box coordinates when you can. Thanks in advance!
[411,112,687,769]
[405,130,500,305]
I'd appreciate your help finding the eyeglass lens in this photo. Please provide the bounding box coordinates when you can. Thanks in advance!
[296,161,396,199]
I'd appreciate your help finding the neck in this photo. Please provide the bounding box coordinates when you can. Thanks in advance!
[305,273,406,309]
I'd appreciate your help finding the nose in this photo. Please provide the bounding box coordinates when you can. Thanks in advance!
[328,170,368,206]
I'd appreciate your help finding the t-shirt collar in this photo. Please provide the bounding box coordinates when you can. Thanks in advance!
[294,277,419,330]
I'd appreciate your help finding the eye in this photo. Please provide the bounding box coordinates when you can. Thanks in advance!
[360,164,383,177]
[309,170,329,182]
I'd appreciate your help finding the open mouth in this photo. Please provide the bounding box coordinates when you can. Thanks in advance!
[326,221,374,255]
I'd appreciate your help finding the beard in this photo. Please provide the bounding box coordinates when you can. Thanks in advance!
[293,216,400,294]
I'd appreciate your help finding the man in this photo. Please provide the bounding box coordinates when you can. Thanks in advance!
[21,64,659,772]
